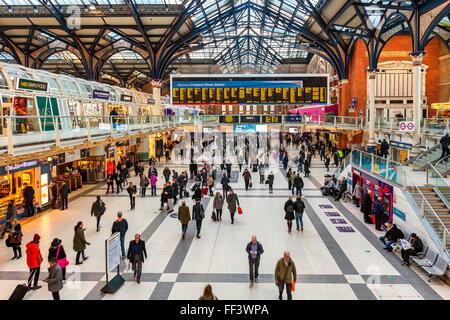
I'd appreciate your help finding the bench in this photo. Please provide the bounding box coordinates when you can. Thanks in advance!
[422,255,449,281]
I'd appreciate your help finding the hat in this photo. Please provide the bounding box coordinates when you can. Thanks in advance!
[51,238,61,247]
[33,234,41,242]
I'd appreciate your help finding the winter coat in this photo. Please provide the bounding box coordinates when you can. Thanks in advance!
[385,225,401,241]
[23,186,35,202]
[221,176,230,188]
[47,263,63,292]
[192,203,205,221]
[127,239,147,263]
[246,241,264,259]
[150,175,158,186]
[112,218,128,238]
[226,193,240,213]
[213,195,224,210]
[48,245,66,262]
[178,205,191,225]
[59,184,69,198]
[90,199,105,217]
[267,174,274,186]
[373,200,384,216]
[163,168,171,179]
[284,200,295,220]
[294,199,305,214]
[73,227,89,252]
[275,258,297,284]
[127,185,137,196]
[360,193,373,216]
[140,176,148,188]
[294,176,304,188]
[26,242,42,269]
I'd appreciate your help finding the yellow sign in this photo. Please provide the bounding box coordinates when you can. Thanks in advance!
[431,102,450,109]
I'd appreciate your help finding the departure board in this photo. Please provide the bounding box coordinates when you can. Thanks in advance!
[171,74,328,105]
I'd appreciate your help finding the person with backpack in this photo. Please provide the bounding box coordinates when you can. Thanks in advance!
[91,196,106,232]
[26,233,43,291]
[178,200,190,239]
[293,173,304,196]
[47,238,67,281]
[284,196,295,233]
[293,195,305,231]
[112,211,128,259]
[226,188,240,224]
[127,182,137,210]
[192,199,205,239]
[213,192,224,222]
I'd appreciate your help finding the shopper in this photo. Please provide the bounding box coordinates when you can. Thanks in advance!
[106,174,114,194]
[115,171,123,194]
[288,171,296,194]
[150,173,158,196]
[226,188,240,224]
[293,173,304,196]
[127,182,137,210]
[50,183,58,209]
[48,238,67,281]
[1,200,16,239]
[73,221,90,265]
[112,211,128,259]
[43,257,63,300]
[361,190,373,224]
[213,192,224,222]
[163,167,171,183]
[246,236,264,286]
[91,196,106,232]
[178,200,190,239]
[127,234,147,284]
[59,181,69,210]
[266,171,274,194]
[352,180,362,207]
[274,252,297,300]
[242,169,251,191]
[139,173,148,197]
[373,196,385,231]
[284,196,295,232]
[221,173,230,197]
[199,284,218,300]
[26,233,42,290]
[23,183,35,217]
[192,199,205,238]
[6,219,22,259]
[293,195,305,231]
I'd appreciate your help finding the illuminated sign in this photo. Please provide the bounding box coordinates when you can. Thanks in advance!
[16,78,48,92]
[93,89,110,100]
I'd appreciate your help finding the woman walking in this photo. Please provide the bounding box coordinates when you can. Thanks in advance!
[213,192,224,222]
[48,238,68,281]
[352,180,362,207]
[6,219,22,260]
[208,174,214,196]
[199,284,218,300]
[284,196,295,232]
[242,169,251,191]
[73,221,90,265]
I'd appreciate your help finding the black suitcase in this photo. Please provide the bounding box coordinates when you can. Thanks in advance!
[9,284,28,300]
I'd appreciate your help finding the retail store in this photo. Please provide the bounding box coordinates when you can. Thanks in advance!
[54,148,104,185]
[0,159,51,224]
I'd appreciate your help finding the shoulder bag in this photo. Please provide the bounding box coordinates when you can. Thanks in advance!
[56,245,69,268]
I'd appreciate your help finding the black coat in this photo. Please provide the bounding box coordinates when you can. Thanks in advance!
[59,184,69,198]
[360,193,373,215]
[284,200,295,220]
[127,239,147,263]
[245,241,264,259]
[48,245,66,261]
[23,186,35,201]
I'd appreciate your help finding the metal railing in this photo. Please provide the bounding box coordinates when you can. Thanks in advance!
[434,155,450,177]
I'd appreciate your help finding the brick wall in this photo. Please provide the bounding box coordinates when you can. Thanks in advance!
[343,35,441,117]
[438,40,450,103]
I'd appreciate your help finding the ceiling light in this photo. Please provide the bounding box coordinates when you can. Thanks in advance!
[89,3,96,10]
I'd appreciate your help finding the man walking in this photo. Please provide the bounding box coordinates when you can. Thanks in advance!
[23,183,35,217]
[293,173,304,196]
[246,236,264,287]
[111,211,128,259]
[127,182,137,210]
[90,196,106,232]
[178,200,190,239]
[275,251,297,300]
[127,234,147,284]
[226,188,240,224]
[59,181,69,211]
[192,199,205,238]
[221,173,230,197]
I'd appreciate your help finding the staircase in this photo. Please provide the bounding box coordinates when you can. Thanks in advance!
[409,186,450,250]
[411,144,450,177]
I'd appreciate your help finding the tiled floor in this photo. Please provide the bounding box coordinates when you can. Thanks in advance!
[0,145,448,300]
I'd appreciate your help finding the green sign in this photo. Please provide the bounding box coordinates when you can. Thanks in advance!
[17,78,48,92]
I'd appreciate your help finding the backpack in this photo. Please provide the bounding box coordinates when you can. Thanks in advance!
[286,204,294,214]
[99,202,106,215]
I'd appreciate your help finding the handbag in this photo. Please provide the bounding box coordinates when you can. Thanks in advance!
[238,206,243,215]
[9,234,22,244]
[291,281,296,291]
[249,182,253,188]
[56,245,69,268]
[211,211,217,221]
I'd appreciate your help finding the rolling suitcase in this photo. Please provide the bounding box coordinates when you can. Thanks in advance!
[9,284,28,300]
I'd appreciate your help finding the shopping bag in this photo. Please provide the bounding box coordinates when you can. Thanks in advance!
[211,211,217,221]
[249,182,253,188]
[291,281,296,291]
[202,187,208,195]
[238,206,243,215]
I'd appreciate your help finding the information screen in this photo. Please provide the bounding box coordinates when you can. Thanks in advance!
[171,74,328,105]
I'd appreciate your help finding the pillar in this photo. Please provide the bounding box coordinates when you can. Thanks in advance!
[367,68,377,152]
[151,80,162,115]
[409,52,426,157]
[338,79,350,117]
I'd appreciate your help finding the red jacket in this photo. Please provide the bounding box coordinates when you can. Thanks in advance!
[26,242,41,269]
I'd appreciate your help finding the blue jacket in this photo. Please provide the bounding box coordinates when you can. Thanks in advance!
[373,200,384,216]
[127,239,147,263]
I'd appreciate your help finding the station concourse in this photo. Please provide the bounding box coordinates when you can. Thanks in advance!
[0,0,448,305]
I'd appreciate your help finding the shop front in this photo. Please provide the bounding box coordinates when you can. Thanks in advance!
[0,159,51,224]
[351,167,394,228]
[54,148,102,185]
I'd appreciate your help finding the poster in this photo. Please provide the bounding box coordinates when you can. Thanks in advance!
[106,232,121,273]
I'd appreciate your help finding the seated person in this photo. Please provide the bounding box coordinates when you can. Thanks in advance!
[401,233,423,266]
[321,178,336,196]
[379,222,402,252]
[334,178,348,202]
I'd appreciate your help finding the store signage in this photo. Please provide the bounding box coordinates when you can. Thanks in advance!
[262,115,282,123]
[93,89,110,100]
[106,232,121,273]
[58,153,65,164]
[148,98,156,104]
[285,115,302,122]
[234,124,256,133]
[330,96,338,104]
[219,115,239,123]
[392,206,406,221]
[240,115,261,123]
[389,140,412,150]
[40,174,49,205]
[121,94,132,102]
[80,148,90,158]
[0,160,39,175]
[399,121,414,132]
[16,78,48,92]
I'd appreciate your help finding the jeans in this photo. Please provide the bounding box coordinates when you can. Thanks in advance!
[61,197,68,210]
[151,185,157,196]
[278,281,292,300]
[181,224,188,234]
[12,245,21,258]
[379,236,395,249]
[28,267,40,288]
[141,187,146,197]
[249,257,260,282]
[298,163,303,172]
[106,182,114,193]
[120,236,126,257]
[295,212,303,229]
[216,208,222,220]
[296,187,302,196]
[133,258,143,282]
[96,216,101,231]
[129,195,135,210]
[196,219,202,235]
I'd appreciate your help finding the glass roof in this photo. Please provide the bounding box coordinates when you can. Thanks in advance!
[2,0,183,5]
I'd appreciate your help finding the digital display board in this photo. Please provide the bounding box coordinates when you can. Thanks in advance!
[171,74,328,105]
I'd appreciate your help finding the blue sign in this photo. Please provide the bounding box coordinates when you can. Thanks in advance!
[285,115,302,122]
[234,124,256,133]
[392,207,406,221]
[93,89,110,100]
[0,160,40,175]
